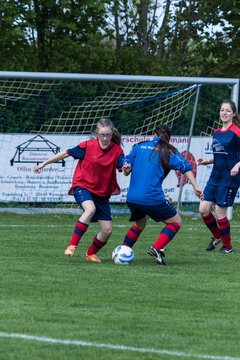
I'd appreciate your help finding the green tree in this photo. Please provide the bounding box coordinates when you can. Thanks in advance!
[0,1,32,70]
[0,0,239,77]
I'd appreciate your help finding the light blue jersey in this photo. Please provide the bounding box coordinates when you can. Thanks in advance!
[125,137,192,205]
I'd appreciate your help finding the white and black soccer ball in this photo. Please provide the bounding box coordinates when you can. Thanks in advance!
[112,245,134,265]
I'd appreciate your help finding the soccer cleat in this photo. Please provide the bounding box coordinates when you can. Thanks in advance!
[206,237,221,251]
[147,245,166,265]
[219,246,234,254]
[85,253,102,263]
[64,245,77,256]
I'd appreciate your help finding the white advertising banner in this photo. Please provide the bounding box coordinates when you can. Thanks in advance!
[1,133,239,203]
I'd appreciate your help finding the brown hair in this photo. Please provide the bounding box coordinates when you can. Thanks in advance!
[95,118,122,145]
[150,124,178,173]
[221,99,240,127]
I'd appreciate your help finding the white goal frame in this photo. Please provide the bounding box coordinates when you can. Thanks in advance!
[0,71,239,218]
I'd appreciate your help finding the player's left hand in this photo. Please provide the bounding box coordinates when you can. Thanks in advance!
[230,165,239,177]
[122,163,132,176]
[195,188,204,201]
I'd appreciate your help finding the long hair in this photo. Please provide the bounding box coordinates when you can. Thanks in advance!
[221,99,240,128]
[150,124,178,173]
[94,118,122,145]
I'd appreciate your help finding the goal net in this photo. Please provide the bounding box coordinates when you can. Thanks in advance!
[0,73,238,215]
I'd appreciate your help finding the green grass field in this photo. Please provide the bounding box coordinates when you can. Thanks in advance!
[1,211,240,360]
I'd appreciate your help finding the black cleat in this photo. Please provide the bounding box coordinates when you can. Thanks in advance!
[147,245,166,265]
[206,237,221,251]
[219,246,234,254]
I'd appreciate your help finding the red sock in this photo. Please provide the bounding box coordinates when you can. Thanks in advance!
[87,235,106,255]
[122,225,143,248]
[217,217,231,248]
[68,221,89,247]
[202,212,221,239]
[154,223,181,250]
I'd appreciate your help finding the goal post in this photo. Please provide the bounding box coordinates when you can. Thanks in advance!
[176,84,201,213]
[0,71,239,217]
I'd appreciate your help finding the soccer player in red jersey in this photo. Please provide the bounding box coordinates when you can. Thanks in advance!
[34,118,124,262]
[198,100,240,253]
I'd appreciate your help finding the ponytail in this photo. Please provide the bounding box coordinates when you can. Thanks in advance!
[150,124,178,171]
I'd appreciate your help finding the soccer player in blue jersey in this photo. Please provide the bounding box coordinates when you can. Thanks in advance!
[198,99,240,254]
[34,118,124,263]
[122,124,203,265]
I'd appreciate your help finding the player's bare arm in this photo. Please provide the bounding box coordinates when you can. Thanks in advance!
[230,161,240,176]
[197,158,214,166]
[34,150,69,173]
[185,170,204,200]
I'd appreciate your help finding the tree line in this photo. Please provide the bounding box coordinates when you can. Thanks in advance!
[0,0,239,78]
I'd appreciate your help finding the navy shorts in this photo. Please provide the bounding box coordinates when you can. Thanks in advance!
[204,182,238,207]
[73,187,112,221]
[127,200,177,222]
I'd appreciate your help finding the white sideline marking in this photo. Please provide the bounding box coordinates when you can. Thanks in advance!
[0,224,240,228]
[0,224,135,228]
[0,332,239,360]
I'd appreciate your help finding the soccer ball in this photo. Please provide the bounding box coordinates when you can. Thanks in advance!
[112,245,134,265]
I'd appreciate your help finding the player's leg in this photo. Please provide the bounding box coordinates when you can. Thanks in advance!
[213,187,238,253]
[147,201,180,265]
[153,213,182,250]
[214,205,232,252]
[148,214,181,265]
[65,187,96,256]
[122,202,146,248]
[199,183,221,251]
[86,195,112,262]
[86,220,112,263]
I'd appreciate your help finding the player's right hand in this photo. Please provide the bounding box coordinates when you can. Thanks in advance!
[33,165,43,173]
[197,158,208,166]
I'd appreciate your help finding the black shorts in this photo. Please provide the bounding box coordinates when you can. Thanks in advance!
[127,200,177,222]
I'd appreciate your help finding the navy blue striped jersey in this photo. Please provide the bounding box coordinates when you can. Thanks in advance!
[208,123,240,187]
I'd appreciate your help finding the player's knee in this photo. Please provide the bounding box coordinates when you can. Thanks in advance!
[214,207,226,220]
[102,227,112,239]
[199,206,209,217]
[135,216,147,230]
[173,214,182,228]
[199,201,212,217]
[135,221,146,231]
[175,219,182,229]
[85,205,96,217]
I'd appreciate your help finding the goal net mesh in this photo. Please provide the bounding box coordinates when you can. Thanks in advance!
[0,75,233,214]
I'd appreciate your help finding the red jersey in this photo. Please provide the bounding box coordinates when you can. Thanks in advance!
[67,139,124,197]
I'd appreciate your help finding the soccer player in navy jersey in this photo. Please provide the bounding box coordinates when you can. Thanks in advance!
[34,118,124,263]
[122,125,203,265]
[198,99,240,254]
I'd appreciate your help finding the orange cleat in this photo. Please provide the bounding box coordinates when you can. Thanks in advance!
[64,245,77,256]
[85,253,102,263]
